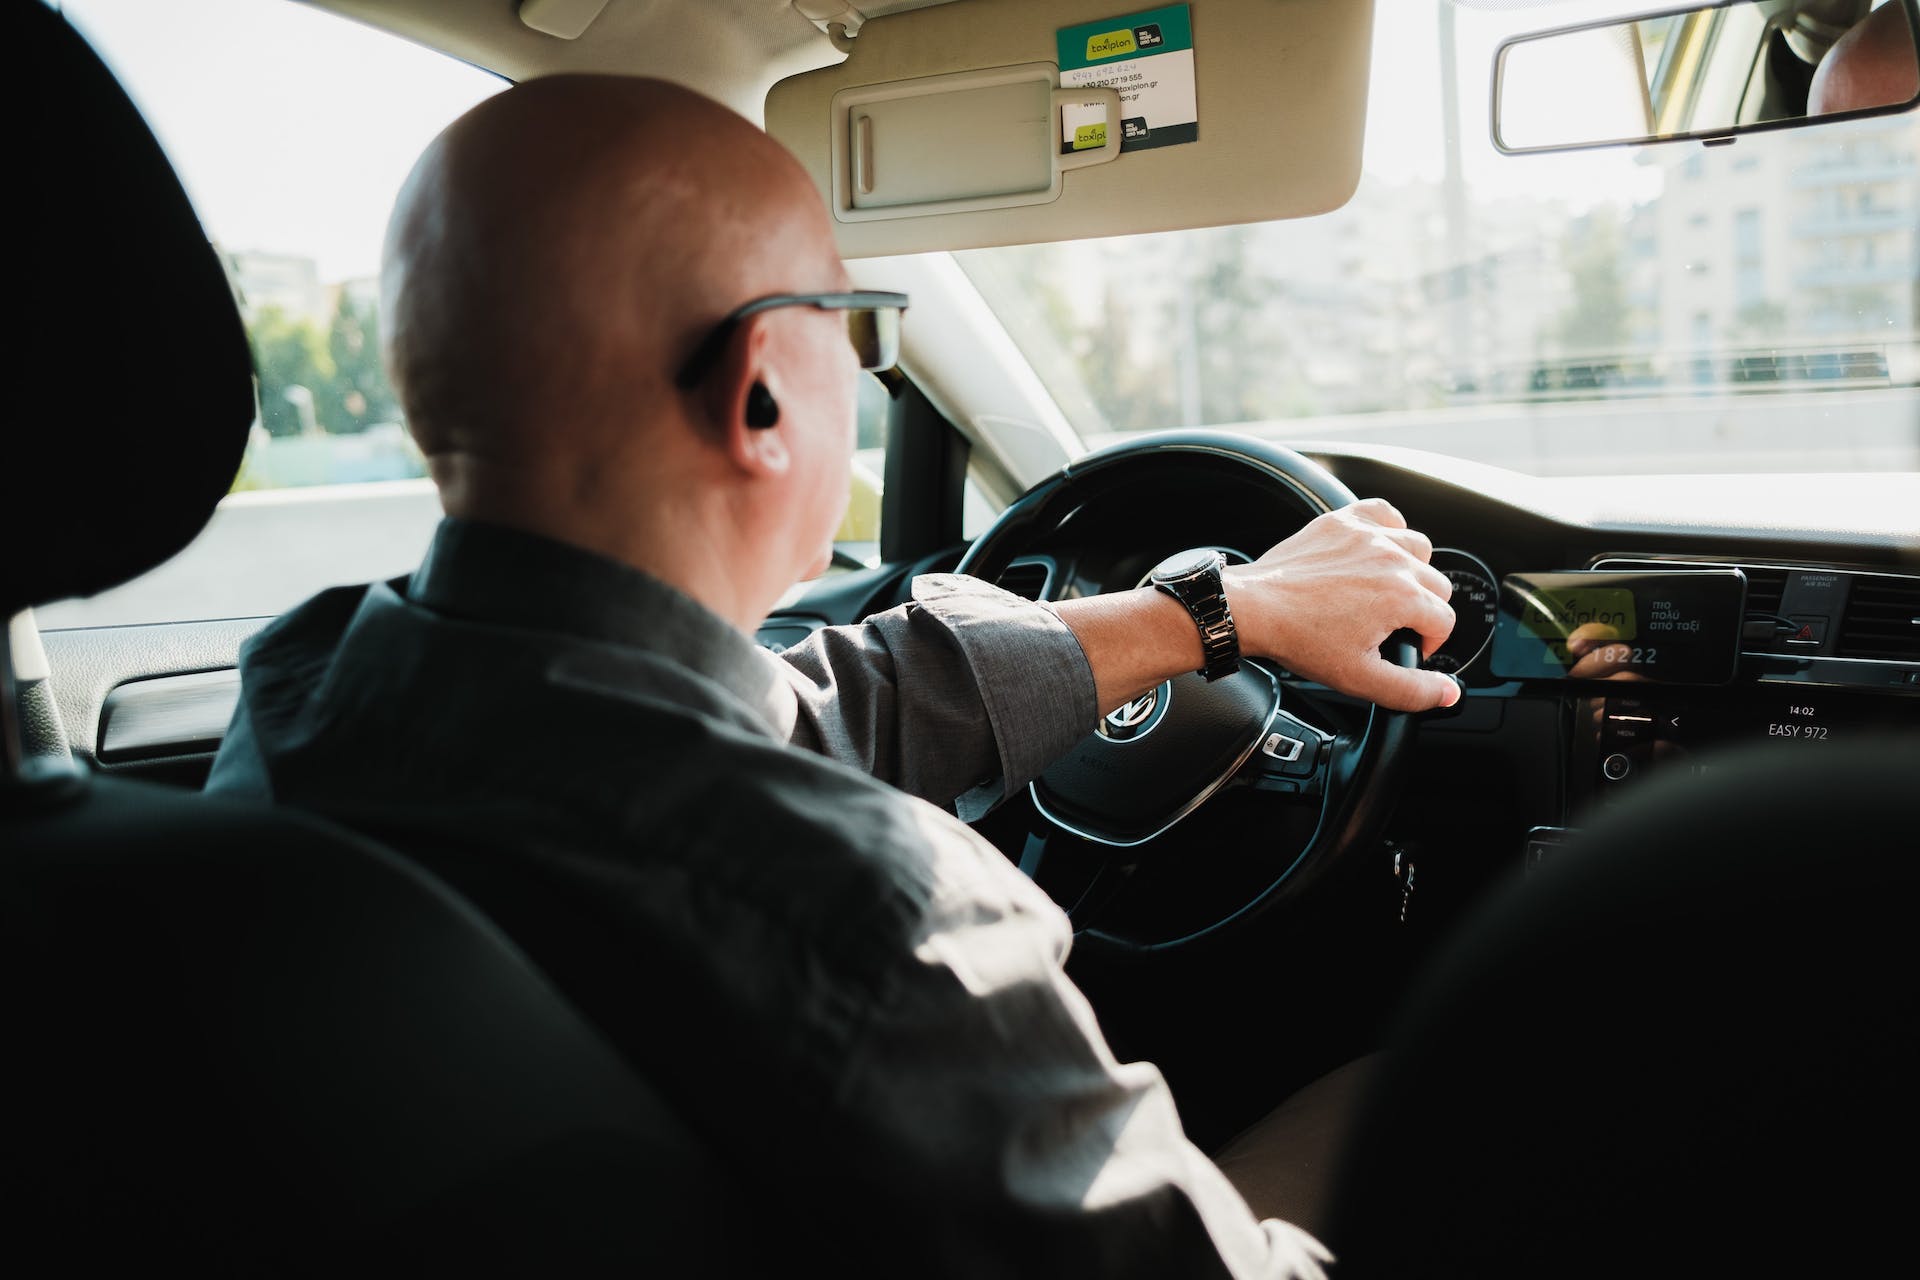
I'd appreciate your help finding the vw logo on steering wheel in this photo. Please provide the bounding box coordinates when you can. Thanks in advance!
[1096,682,1171,742]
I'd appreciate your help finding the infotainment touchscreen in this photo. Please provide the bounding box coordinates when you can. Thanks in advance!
[1490,570,1746,685]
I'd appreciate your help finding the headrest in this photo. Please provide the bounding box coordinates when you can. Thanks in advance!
[10,2,256,618]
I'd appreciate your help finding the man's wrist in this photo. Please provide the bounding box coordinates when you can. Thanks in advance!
[1051,587,1210,715]
[1220,564,1303,670]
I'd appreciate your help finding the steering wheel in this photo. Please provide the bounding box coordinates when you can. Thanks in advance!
[956,431,1418,954]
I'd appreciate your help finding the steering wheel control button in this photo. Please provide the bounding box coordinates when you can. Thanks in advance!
[1252,710,1325,781]
[1602,752,1633,781]
[1149,548,1240,682]
[1261,731,1304,762]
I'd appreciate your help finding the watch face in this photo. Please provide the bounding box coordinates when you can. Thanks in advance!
[1152,547,1223,583]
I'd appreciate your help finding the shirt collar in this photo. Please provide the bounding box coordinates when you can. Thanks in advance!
[408,517,788,725]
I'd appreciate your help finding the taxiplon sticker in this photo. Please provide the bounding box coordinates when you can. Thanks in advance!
[1057,4,1198,155]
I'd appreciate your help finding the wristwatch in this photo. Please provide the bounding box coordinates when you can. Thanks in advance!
[1149,548,1240,682]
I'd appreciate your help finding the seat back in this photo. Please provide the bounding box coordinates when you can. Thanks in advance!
[1322,737,1920,1277]
[4,8,746,1270]
[5,779,745,1272]
[11,0,255,616]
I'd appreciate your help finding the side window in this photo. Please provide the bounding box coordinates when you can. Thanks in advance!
[962,474,999,540]
[834,373,892,565]
[61,0,506,494]
[833,378,1002,566]
[50,0,903,622]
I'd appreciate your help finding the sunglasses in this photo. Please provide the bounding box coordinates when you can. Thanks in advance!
[673,291,910,389]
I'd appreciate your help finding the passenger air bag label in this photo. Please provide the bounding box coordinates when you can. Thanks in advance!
[1057,4,1197,155]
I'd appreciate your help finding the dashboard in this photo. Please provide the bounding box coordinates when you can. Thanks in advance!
[1405,551,1920,869]
[982,445,1920,903]
[38,440,1915,914]
[1315,455,1920,888]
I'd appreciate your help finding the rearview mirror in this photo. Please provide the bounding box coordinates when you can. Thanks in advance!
[1494,0,1919,153]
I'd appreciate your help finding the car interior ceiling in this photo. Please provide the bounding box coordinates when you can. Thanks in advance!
[7,0,1919,1271]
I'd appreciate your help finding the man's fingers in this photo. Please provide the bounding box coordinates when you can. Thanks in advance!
[1385,526,1433,561]
[1351,497,1407,530]
[1414,561,1452,601]
[1362,658,1461,712]
[1407,590,1456,657]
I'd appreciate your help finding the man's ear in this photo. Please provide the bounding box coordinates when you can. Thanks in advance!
[702,313,789,477]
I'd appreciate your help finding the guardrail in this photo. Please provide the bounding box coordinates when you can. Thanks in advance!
[1446,340,1918,402]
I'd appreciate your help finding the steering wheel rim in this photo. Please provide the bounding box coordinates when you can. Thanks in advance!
[958,430,1419,954]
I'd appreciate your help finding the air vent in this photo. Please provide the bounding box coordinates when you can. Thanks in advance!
[1740,566,1789,622]
[1837,577,1920,662]
[997,559,1052,601]
[1737,565,1792,649]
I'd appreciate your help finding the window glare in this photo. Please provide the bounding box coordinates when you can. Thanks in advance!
[59,0,505,492]
[956,1,1920,477]
[60,0,502,284]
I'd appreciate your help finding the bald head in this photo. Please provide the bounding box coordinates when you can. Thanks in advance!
[381,75,865,630]
[382,75,842,467]
[1810,2,1920,115]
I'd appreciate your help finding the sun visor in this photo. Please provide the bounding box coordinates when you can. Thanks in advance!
[766,0,1375,257]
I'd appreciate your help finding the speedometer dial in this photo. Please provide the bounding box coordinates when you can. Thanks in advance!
[1425,549,1499,675]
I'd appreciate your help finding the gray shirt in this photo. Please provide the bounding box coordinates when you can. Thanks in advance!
[205,517,1328,1278]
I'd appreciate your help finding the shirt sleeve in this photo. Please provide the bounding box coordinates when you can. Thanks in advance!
[775,573,1098,820]
[828,814,1332,1279]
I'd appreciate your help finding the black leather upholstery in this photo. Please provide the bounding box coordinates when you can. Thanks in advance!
[12,0,255,618]
[3,781,744,1274]
[14,673,70,766]
[1322,738,1920,1277]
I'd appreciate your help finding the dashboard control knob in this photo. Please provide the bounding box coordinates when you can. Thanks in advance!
[1602,752,1632,781]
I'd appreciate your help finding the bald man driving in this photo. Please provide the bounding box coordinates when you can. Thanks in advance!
[208,75,1457,1277]
[1810,0,1919,115]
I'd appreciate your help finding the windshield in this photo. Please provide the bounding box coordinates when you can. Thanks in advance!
[956,0,1920,475]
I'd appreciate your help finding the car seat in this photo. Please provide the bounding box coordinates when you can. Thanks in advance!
[1321,735,1919,1276]
[3,6,745,1272]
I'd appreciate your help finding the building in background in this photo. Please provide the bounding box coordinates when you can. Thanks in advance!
[220,248,327,326]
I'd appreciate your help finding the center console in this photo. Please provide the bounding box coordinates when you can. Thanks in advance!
[1569,684,1917,817]
[1497,558,1920,866]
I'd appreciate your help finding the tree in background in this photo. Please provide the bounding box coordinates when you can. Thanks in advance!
[325,292,398,432]
[249,306,332,437]
[1081,280,1173,432]
[961,243,1132,433]
[984,230,1299,433]
[247,294,401,436]
[1183,229,1293,425]
[1555,207,1631,357]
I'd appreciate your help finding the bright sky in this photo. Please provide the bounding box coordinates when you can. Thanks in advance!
[1370,0,1665,206]
[59,0,503,282]
[59,0,1674,283]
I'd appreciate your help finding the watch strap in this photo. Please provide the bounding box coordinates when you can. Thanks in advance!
[1154,564,1240,681]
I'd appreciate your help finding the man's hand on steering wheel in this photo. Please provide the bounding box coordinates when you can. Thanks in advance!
[1224,498,1461,712]
[959,436,1456,945]
[1051,497,1460,717]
